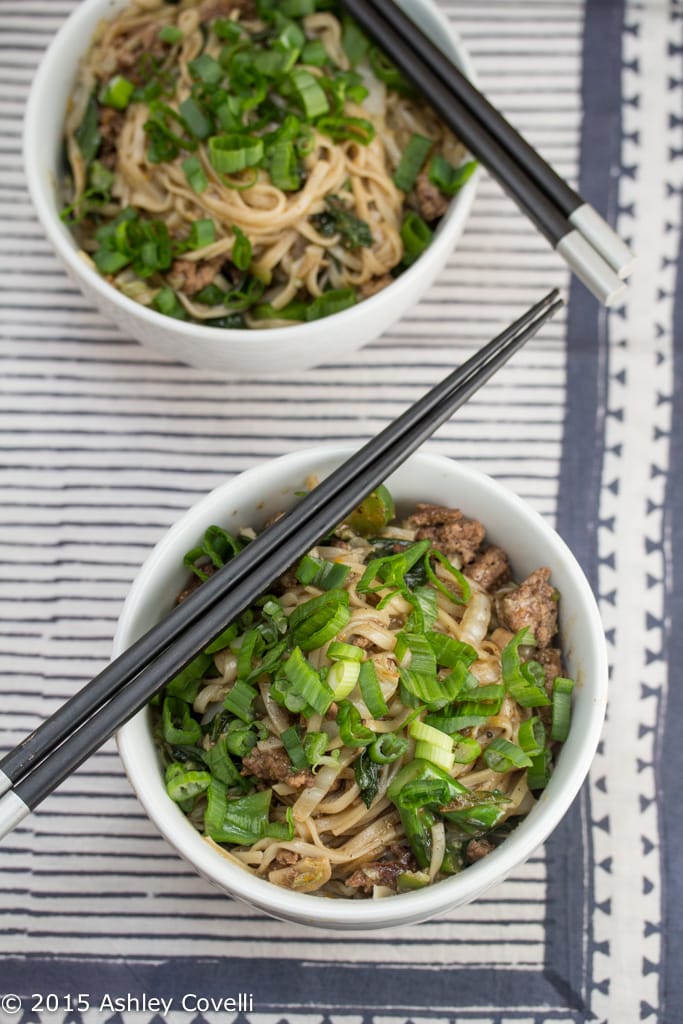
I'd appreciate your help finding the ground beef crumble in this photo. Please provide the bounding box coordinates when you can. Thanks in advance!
[495,567,558,648]
[241,745,313,789]
[405,503,486,565]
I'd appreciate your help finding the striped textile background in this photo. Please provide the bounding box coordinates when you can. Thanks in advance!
[0,1,680,1022]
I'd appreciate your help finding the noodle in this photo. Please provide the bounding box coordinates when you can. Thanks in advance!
[60,0,474,329]
[154,482,575,898]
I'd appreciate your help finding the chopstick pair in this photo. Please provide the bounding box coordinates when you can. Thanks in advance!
[0,290,564,839]
[339,0,633,307]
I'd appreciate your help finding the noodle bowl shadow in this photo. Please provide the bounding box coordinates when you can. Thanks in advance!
[24,0,478,377]
[115,447,608,930]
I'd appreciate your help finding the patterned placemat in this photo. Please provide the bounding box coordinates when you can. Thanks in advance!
[0,1,680,1021]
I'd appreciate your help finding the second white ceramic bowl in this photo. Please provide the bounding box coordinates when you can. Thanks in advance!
[24,0,477,376]
[116,446,608,930]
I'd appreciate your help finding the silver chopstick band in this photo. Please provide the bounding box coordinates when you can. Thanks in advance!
[569,203,637,279]
[556,230,627,308]
[0,769,11,797]
[0,790,30,840]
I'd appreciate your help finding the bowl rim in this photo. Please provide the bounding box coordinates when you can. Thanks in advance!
[115,445,608,928]
[22,0,479,351]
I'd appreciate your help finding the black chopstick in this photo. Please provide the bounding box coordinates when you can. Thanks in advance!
[338,0,627,307]
[0,291,563,837]
[0,288,561,801]
[366,0,635,279]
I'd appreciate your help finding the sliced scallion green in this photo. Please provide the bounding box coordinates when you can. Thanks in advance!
[100,74,135,111]
[231,225,252,271]
[551,676,574,742]
[327,658,361,701]
[400,211,432,265]
[358,660,388,718]
[159,24,183,44]
[208,133,264,174]
[393,133,432,192]
[428,155,477,195]
[281,725,309,770]
[182,154,208,194]
[483,737,533,772]
[337,700,375,747]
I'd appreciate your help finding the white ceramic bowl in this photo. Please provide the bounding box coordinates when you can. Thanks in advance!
[23,0,477,376]
[115,446,608,930]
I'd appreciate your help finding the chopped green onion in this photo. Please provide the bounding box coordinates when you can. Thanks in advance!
[359,660,388,718]
[483,737,533,772]
[410,719,452,749]
[427,631,478,668]
[208,133,264,174]
[159,24,183,44]
[393,133,432,192]
[451,732,482,764]
[428,155,477,195]
[231,224,252,270]
[224,721,264,759]
[269,140,300,192]
[289,589,351,650]
[203,735,246,787]
[75,93,101,163]
[180,97,213,140]
[184,523,244,579]
[397,869,431,891]
[388,758,466,808]
[301,39,328,66]
[337,700,374,747]
[369,45,414,95]
[165,652,213,703]
[296,553,351,590]
[527,747,552,790]
[186,218,216,250]
[166,769,211,803]
[502,628,551,707]
[214,18,243,42]
[182,155,208,194]
[341,16,369,67]
[316,115,375,144]
[327,641,364,662]
[153,287,187,320]
[395,630,437,677]
[189,53,225,85]
[551,676,574,742]
[281,0,315,14]
[369,732,408,764]
[162,696,201,746]
[204,785,294,845]
[223,678,258,723]
[327,658,361,700]
[303,730,329,766]
[250,300,306,322]
[406,585,438,633]
[424,712,489,734]
[282,646,334,715]
[290,68,329,119]
[414,739,455,773]
[93,248,130,275]
[100,74,135,110]
[440,792,509,838]
[280,725,309,770]
[424,549,471,605]
[401,211,432,265]
[518,715,546,757]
